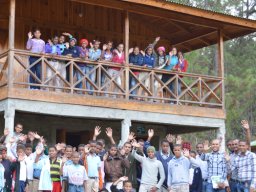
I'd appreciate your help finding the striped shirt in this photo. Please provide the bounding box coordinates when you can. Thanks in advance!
[50,158,61,182]
[203,151,227,182]
[231,151,256,188]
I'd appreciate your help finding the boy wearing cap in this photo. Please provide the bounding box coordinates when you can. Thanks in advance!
[63,38,80,85]
[131,141,165,192]
[75,38,89,93]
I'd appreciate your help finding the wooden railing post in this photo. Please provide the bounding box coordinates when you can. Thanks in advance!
[7,0,16,89]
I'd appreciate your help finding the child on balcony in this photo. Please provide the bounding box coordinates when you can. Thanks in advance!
[75,38,89,94]
[100,41,113,91]
[128,46,144,98]
[138,37,160,100]
[45,35,63,92]
[174,51,189,96]
[154,46,168,100]
[26,29,45,90]
[87,40,102,95]
[107,43,125,97]
[161,47,179,103]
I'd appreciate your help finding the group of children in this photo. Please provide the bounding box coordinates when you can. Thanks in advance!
[26,29,188,100]
[1,120,253,192]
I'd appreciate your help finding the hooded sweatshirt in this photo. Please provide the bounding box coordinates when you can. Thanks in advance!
[132,149,165,189]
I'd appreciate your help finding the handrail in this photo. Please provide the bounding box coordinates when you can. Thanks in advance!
[13,49,223,80]
[0,49,224,108]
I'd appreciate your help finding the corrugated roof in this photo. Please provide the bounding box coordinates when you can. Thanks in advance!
[165,0,255,21]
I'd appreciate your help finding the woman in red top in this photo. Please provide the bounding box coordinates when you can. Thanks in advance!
[107,43,125,97]
[174,51,188,96]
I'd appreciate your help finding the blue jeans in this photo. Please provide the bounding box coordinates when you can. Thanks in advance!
[202,180,208,192]
[19,181,26,192]
[230,180,238,192]
[206,183,225,192]
[130,75,139,96]
[68,184,84,192]
[237,181,251,192]
[76,65,96,94]
[29,56,41,89]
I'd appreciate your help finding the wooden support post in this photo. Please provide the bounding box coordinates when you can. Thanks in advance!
[124,10,130,99]
[8,0,16,88]
[217,30,225,109]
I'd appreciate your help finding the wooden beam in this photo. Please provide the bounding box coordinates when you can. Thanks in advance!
[8,0,15,50]
[8,0,15,88]
[217,30,225,110]
[217,30,224,78]
[122,0,256,30]
[6,87,226,119]
[124,10,129,63]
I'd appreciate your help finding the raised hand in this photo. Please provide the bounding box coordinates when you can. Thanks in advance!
[203,140,210,151]
[119,176,128,182]
[18,154,25,162]
[103,152,109,161]
[105,127,113,138]
[169,51,173,56]
[176,135,183,144]
[65,42,70,49]
[4,128,9,136]
[140,50,145,56]
[225,152,230,161]
[84,145,91,154]
[148,129,154,138]
[129,48,134,54]
[19,134,27,142]
[155,37,160,42]
[36,147,43,155]
[128,132,136,141]
[131,140,141,148]
[62,32,71,36]
[90,42,93,48]
[241,120,250,130]
[94,126,102,137]
[28,32,33,39]
[166,134,175,143]
[183,148,190,158]
[48,39,53,46]
[103,44,108,51]
[56,143,62,151]
[31,132,41,140]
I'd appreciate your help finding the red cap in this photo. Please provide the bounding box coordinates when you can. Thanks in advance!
[80,39,89,46]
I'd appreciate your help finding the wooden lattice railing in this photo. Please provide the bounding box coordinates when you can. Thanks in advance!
[0,49,224,108]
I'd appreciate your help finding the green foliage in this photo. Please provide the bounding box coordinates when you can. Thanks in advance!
[169,0,256,142]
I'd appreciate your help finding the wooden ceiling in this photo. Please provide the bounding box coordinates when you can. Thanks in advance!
[0,0,255,52]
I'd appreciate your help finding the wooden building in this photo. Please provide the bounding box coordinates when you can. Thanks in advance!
[0,0,255,147]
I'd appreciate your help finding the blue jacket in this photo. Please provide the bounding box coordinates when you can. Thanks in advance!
[129,53,144,66]
[144,54,155,68]
[62,46,80,58]
[190,167,203,192]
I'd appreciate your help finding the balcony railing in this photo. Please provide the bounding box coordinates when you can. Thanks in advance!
[0,49,224,108]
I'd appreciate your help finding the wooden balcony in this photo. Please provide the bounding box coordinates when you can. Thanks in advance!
[0,49,225,119]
